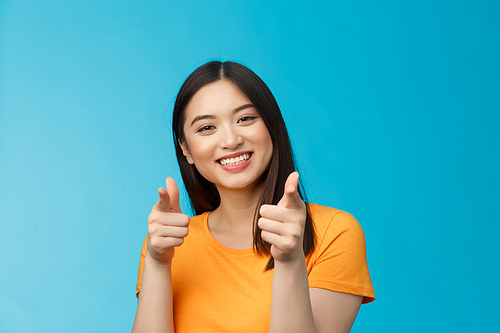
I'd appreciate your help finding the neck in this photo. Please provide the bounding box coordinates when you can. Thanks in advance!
[211,180,264,229]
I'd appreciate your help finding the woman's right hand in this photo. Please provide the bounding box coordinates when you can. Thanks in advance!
[146,177,190,266]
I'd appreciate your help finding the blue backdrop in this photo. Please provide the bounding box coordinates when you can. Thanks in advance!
[1,1,499,332]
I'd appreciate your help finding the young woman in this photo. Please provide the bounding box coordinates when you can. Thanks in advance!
[132,61,375,333]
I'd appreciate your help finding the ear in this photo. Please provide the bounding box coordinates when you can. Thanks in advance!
[179,140,194,164]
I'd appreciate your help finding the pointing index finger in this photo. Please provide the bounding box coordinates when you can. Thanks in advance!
[278,172,303,209]
[166,177,182,213]
[156,187,172,213]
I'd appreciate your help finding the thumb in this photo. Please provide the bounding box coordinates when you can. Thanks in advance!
[166,177,182,213]
[277,171,302,208]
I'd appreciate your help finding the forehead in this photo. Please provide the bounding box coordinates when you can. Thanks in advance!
[184,80,252,120]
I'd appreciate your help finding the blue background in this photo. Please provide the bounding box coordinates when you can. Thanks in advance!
[1,0,499,332]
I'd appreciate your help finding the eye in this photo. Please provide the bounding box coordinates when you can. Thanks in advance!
[238,116,257,123]
[197,125,215,133]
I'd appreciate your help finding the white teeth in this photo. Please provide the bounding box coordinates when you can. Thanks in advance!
[219,153,251,166]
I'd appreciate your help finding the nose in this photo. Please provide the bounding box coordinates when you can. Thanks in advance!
[219,125,243,149]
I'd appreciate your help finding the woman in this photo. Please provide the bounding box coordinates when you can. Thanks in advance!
[132,61,375,333]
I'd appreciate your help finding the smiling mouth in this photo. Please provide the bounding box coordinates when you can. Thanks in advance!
[218,153,252,166]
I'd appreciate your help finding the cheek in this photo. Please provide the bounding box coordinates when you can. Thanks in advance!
[189,146,218,184]
[256,126,273,151]
[254,128,273,167]
[186,138,213,164]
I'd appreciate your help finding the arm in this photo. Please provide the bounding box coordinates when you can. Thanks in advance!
[268,256,315,332]
[133,257,174,333]
[259,172,363,333]
[132,178,189,333]
[270,260,362,333]
[310,288,362,333]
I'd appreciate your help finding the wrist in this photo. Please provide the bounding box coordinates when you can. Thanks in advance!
[274,252,307,271]
[145,252,173,271]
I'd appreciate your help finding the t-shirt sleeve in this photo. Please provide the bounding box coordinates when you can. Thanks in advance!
[135,236,148,296]
[307,209,375,304]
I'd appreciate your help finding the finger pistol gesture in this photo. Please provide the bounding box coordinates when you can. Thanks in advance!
[259,172,307,264]
[147,177,190,266]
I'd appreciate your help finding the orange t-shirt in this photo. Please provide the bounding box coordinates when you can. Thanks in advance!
[136,203,375,332]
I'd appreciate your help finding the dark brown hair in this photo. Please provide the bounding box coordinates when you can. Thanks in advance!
[172,61,314,270]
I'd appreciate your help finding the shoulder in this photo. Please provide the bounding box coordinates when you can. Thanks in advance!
[307,203,364,241]
[306,203,375,303]
[187,211,209,228]
[189,212,208,222]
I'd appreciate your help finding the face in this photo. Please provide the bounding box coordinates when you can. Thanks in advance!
[180,79,273,192]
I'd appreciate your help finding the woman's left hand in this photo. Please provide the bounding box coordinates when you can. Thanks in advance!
[259,171,307,264]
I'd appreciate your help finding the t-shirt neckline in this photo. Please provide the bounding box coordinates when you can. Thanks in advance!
[201,211,257,256]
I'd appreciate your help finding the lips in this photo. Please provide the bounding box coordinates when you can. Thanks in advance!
[217,152,252,166]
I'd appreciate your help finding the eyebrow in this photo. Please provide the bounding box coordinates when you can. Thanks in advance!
[189,103,255,127]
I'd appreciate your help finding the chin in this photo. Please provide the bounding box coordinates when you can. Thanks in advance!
[222,176,266,192]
